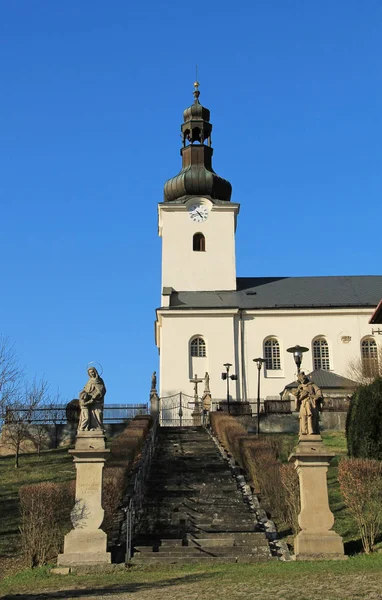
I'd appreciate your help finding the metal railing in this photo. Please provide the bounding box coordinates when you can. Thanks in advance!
[4,403,148,424]
[123,414,159,561]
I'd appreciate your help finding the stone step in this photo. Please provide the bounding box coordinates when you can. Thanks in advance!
[133,426,272,564]
[132,554,273,564]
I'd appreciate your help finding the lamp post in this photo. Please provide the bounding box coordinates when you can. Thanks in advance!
[253,357,266,435]
[287,345,309,374]
[221,363,237,414]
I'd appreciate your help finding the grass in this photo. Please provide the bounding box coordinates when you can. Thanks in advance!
[1,555,382,599]
[0,447,75,574]
[1,430,382,598]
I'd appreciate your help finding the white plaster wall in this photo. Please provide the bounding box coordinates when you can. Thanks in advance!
[158,307,381,402]
[159,204,237,292]
[243,308,380,400]
[159,312,240,399]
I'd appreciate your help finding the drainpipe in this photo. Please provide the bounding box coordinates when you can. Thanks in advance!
[239,310,247,402]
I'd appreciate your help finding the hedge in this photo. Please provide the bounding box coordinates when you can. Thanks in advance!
[346,377,382,459]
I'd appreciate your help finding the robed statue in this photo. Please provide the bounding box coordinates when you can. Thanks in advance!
[293,372,323,435]
[151,371,157,391]
[78,366,106,432]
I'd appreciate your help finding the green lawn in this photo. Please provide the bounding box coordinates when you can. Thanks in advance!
[0,447,75,571]
[1,430,381,598]
[2,555,382,599]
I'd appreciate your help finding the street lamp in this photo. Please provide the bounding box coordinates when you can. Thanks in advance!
[253,357,266,435]
[287,345,309,374]
[221,363,237,414]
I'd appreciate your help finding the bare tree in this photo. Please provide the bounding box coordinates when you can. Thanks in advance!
[3,377,49,467]
[347,344,382,387]
[0,335,23,419]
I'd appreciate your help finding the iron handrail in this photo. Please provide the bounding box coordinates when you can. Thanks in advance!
[123,414,159,561]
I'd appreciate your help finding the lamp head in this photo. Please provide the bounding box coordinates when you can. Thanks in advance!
[287,345,309,370]
[253,357,266,370]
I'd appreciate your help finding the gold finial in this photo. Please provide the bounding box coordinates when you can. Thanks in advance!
[194,64,200,90]
[193,65,200,101]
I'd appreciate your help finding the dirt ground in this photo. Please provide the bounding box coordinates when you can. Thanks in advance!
[2,563,382,600]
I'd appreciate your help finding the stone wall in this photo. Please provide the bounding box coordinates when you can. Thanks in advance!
[235,411,347,434]
[0,422,129,456]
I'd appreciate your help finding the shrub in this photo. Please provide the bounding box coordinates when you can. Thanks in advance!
[102,466,129,535]
[280,463,300,535]
[338,457,382,553]
[346,377,382,459]
[210,414,289,521]
[102,416,152,535]
[19,481,75,567]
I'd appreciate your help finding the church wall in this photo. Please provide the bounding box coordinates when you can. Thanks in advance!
[160,206,236,292]
[159,311,240,400]
[243,308,378,399]
[158,307,380,404]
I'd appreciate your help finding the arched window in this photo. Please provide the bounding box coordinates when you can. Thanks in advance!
[190,337,206,357]
[361,338,379,377]
[313,338,330,370]
[264,338,281,370]
[193,233,205,252]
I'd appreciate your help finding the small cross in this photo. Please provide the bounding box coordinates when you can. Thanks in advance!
[190,373,203,401]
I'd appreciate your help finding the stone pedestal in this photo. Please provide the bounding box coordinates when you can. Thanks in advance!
[150,390,159,418]
[58,431,111,566]
[289,435,345,560]
[192,407,202,426]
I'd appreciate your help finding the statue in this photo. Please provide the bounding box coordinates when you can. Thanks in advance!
[204,371,210,393]
[151,371,157,391]
[78,367,106,432]
[293,372,323,435]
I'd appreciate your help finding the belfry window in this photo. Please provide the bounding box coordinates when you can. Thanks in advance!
[190,337,206,357]
[361,338,379,377]
[264,338,281,370]
[313,338,330,370]
[193,233,205,252]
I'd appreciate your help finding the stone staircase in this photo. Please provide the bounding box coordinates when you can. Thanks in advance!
[132,426,272,564]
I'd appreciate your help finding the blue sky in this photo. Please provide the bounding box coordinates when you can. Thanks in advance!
[1,1,381,404]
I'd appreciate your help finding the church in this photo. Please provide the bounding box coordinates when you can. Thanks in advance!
[155,83,382,409]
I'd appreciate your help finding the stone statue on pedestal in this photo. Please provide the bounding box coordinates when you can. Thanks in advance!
[293,372,323,435]
[151,371,157,391]
[204,371,210,393]
[78,367,106,432]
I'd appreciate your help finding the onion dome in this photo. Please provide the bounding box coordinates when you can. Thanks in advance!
[164,82,232,203]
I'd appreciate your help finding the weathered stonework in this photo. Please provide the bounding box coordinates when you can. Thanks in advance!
[289,435,346,560]
[58,431,111,566]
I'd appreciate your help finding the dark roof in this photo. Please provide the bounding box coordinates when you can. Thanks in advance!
[284,369,357,390]
[169,276,382,310]
[370,299,382,324]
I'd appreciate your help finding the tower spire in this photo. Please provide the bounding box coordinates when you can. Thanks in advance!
[163,83,232,203]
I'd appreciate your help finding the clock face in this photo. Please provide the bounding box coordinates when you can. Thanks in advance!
[188,204,209,223]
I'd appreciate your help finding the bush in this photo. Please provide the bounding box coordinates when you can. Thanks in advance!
[338,457,382,553]
[280,463,300,535]
[346,377,382,459]
[102,416,152,535]
[210,413,290,522]
[19,481,75,567]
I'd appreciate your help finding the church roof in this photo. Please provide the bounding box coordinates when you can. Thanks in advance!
[370,299,382,324]
[169,275,382,310]
[284,369,357,390]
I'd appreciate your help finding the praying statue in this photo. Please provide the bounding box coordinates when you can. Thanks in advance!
[293,372,323,435]
[78,366,106,432]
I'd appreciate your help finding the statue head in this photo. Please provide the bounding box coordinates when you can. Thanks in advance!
[88,367,99,379]
[298,371,310,384]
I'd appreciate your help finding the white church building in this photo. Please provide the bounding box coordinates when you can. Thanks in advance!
[155,84,382,407]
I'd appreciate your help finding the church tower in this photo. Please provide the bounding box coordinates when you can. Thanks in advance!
[158,83,239,297]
